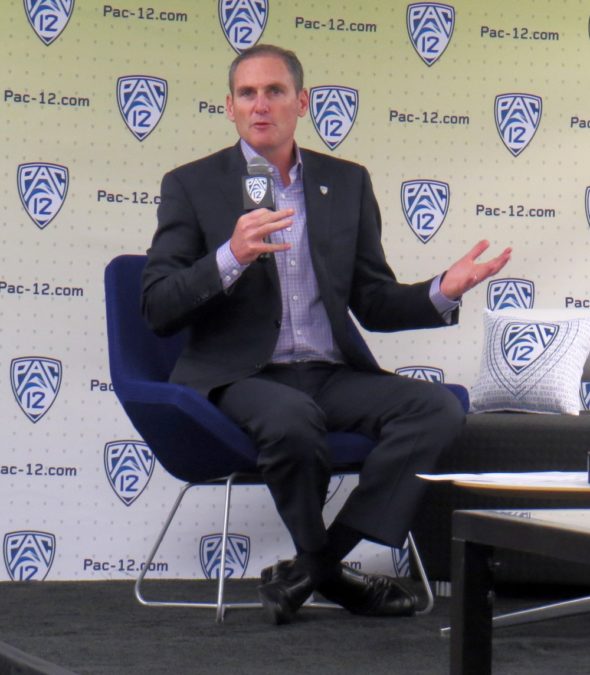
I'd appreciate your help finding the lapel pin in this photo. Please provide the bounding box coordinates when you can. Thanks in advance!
[320,185,328,195]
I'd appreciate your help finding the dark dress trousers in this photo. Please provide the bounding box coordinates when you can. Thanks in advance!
[141,142,464,552]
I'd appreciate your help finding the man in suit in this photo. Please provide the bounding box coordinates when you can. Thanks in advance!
[142,44,511,624]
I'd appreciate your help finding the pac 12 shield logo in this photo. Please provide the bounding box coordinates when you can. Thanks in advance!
[17,162,69,230]
[487,278,535,311]
[581,382,590,411]
[245,177,270,204]
[391,538,410,577]
[4,531,56,581]
[310,86,359,151]
[11,357,62,423]
[326,474,344,503]
[501,322,558,375]
[395,366,445,383]
[219,0,268,53]
[401,180,449,244]
[585,187,590,229]
[104,441,155,506]
[495,94,542,157]
[407,2,455,66]
[24,0,75,46]
[200,533,250,579]
[117,76,168,141]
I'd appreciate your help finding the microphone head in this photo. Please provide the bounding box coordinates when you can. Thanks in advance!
[247,155,272,176]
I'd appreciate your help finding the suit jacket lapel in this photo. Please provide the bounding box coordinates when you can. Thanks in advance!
[301,150,333,278]
[218,143,247,226]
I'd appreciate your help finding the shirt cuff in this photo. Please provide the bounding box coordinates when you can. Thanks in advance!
[429,274,460,324]
[216,241,249,290]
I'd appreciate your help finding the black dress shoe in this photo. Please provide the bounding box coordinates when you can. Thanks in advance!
[260,559,295,585]
[317,565,417,617]
[262,560,417,617]
[258,561,314,625]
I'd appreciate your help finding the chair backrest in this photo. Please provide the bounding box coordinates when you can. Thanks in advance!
[104,255,185,388]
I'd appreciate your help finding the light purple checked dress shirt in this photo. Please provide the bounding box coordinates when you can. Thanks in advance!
[216,140,459,365]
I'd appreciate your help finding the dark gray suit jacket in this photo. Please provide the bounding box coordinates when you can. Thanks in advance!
[141,143,457,395]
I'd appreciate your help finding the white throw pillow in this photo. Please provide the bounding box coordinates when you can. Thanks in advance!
[470,310,590,415]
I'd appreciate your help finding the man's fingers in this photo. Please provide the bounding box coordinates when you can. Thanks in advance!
[467,239,490,262]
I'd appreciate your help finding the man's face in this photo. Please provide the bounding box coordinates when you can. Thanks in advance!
[226,55,309,160]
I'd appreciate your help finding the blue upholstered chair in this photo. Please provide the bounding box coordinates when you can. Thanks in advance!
[104,254,469,622]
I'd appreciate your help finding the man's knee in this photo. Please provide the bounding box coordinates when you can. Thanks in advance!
[257,398,329,465]
[387,380,465,441]
[435,383,466,435]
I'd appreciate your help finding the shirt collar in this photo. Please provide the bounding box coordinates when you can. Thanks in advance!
[239,139,303,185]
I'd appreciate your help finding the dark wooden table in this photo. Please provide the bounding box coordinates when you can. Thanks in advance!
[450,508,590,674]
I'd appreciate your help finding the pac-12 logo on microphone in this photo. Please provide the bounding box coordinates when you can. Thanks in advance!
[11,357,62,423]
[245,177,270,205]
[117,76,168,141]
[395,366,445,383]
[407,3,455,66]
[219,0,268,53]
[104,441,155,506]
[495,94,542,157]
[502,322,558,375]
[17,162,69,230]
[310,86,359,151]
[200,534,250,579]
[401,180,449,244]
[24,0,75,45]
[487,279,535,311]
[581,383,590,411]
[4,531,56,581]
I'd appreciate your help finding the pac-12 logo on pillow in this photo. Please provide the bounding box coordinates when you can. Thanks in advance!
[401,180,449,244]
[501,322,559,375]
[117,76,168,141]
[487,278,535,311]
[495,94,542,157]
[219,0,268,53]
[104,441,155,506]
[407,3,455,66]
[24,0,75,45]
[200,534,250,579]
[3,531,56,581]
[310,86,359,151]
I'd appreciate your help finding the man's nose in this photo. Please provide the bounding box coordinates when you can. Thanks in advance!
[253,94,270,113]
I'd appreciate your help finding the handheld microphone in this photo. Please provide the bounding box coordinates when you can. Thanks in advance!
[242,155,276,260]
[242,155,276,211]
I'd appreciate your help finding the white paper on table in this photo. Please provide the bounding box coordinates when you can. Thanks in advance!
[417,471,590,488]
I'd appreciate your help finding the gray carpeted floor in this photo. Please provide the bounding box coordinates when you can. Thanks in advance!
[1,580,590,674]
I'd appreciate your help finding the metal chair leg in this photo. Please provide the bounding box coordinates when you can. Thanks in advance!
[408,531,435,615]
[135,477,434,621]
[134,482,218,609]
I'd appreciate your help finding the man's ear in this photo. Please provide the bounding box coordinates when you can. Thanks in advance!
[226,93,235,121]
[298,88,309,117]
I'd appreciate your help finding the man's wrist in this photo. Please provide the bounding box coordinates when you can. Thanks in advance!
[216,240,249,290]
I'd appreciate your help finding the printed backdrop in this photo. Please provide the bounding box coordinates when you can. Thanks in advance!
[2,0,589,583]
